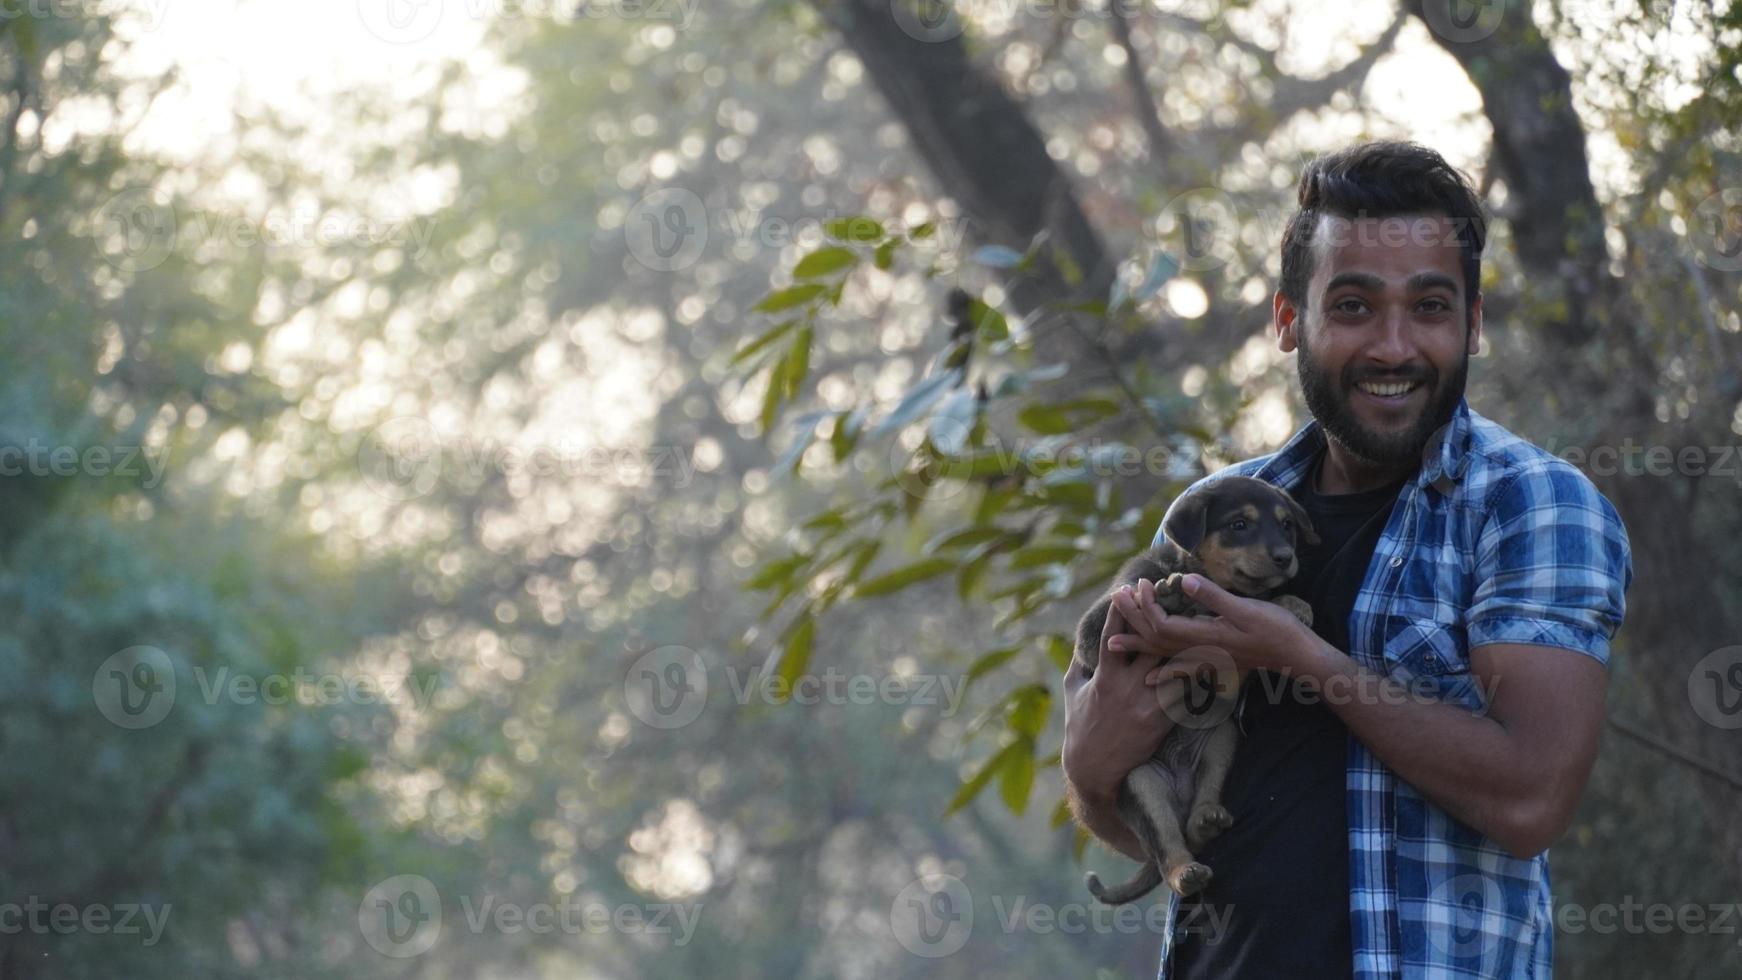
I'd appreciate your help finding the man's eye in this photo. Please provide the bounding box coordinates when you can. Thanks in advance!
[1333,299,1368,316]
[1419,298,1451,314]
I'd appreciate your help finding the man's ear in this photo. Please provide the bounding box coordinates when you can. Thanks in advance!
[1275,290,1299,353]
[1466,291,1484,356]
[1161,489,1210,554]
[1280,490,1320,546]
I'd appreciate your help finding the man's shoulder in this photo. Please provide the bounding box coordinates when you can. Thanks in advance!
[1461,409,1619,517]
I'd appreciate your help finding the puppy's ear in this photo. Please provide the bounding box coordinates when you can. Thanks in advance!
[1161,488,1210,553]
[1280,489,1320,545]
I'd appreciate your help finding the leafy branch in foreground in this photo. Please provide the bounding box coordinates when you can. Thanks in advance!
[732,219,1212,836]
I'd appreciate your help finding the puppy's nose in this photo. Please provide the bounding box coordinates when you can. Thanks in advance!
[1269,547,1294,567]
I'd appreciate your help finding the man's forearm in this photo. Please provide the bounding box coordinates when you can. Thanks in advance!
[1064,776,1146,862]
[1293,634,1598,858]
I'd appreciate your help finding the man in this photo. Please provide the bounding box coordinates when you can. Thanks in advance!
[1061,141,1632,979]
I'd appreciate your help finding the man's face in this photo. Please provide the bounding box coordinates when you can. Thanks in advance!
[1275,213,1482,467]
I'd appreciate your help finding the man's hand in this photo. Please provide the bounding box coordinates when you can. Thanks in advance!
[1109,573,1326,679]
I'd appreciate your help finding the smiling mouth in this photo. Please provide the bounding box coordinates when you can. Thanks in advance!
[1355,379,1423,399]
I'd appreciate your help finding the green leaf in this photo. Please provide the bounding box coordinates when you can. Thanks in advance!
[873,238,899,270]
[729,320,797,366]
[852,557,956,597]
[1007,684,1051,739]
[744,553,810,591]
[1017,403,1074,435]
[1044,634,1075,673]
[1008,544,1080,570]
[793,246,858,279]
[924,525,1010,554]
[778,615,815,691]
[783,326,812,400]
[910,221,937,240]
[824,216,884,242]
[1050,796,1074,829]
[966,299,1009,341]
[844,540,882,583]
[999,738,1036,814]
[947,739,1022,815]
[760,357,788,433]
[753,283,828,313]
[965,645,1021,688]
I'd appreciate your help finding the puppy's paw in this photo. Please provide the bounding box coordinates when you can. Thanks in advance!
[1166,861,1213,897]
[1158,572,1185,595]
[1186,803,1234,849]
[1273,594,1313,627]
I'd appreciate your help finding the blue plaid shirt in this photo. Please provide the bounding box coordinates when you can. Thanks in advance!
[1150,398,1632,979]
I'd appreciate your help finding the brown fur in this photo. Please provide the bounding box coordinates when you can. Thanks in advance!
[1076,475,1317,904]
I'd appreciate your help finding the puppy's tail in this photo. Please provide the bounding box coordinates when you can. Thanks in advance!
[1086,861,1164,905]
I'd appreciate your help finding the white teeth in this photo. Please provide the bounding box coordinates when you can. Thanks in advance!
[1358,381,1418,397]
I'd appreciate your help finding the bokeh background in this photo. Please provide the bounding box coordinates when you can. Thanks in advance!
[2,0,1740,976]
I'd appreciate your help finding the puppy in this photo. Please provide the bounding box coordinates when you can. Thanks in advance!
[1075,475,1317,903]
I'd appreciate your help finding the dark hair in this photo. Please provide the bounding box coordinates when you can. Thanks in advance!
[1278,141,1487,318]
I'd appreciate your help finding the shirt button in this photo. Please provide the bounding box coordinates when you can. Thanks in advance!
[1390,556,1403,567]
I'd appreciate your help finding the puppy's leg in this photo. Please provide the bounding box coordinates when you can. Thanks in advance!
[1185,718,1240,850]
[1124,764,1210,897]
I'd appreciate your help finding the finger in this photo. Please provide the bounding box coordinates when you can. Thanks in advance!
[1179,573,1240,616]
[1138,578,1166,633]
[1098,593,1128,658]
[1111,586,1151,643]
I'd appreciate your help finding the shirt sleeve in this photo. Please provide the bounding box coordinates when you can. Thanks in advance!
[1465,461,1633,666]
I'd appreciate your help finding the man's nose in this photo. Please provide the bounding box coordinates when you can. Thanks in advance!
[1368,309,1413,363]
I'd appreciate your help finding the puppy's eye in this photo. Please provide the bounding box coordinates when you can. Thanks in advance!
[1227,519,1248,532]
[1281,518,1294,530]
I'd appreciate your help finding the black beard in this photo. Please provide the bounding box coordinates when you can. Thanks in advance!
[1296,325,1467,468]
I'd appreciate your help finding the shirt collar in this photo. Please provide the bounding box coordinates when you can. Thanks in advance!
[1252,397,1474,496]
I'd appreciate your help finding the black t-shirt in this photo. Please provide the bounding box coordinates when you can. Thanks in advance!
[1169,461,1406,979]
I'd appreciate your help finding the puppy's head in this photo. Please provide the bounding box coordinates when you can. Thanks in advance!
[1161,476,1319,596]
